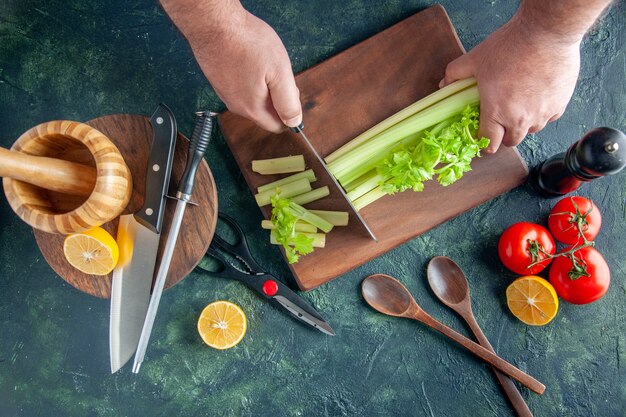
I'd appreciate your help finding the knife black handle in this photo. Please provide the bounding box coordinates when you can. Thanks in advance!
[177,111,215,197]
[289,122,304,133]
[136,103,177,233]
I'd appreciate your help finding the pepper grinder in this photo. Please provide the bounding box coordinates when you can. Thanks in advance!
[531,127,626,197]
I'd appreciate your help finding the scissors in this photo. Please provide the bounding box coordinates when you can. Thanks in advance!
[196,213,335,336]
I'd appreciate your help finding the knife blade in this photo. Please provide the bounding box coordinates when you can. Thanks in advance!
[290,123,378,241]
[109,103,177,373]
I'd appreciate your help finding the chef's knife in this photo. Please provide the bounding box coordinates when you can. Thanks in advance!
[109,104,177,373]
[290,123,378,241]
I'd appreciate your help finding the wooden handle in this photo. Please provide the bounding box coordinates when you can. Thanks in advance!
[465,315,534,416]
[418,312,545,395]
[0,147,96,197]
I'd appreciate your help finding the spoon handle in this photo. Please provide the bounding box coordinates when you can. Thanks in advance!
[417,312,545,395]
[465,316,533,417]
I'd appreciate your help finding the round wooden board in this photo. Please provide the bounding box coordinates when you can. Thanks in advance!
[33,114,218,298]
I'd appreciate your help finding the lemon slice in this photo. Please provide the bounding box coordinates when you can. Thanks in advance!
[506,276,559,326]
[197,301,247,350]
[63,227,119,276]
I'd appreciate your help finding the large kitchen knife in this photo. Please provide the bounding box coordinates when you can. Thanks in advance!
[109,104,177,373]
[290,123,377,241]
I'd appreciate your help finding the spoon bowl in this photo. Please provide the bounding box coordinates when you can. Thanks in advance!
[427,256,471,307]
[362,274,414,317]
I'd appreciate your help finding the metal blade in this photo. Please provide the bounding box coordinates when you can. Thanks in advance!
[109,214,160,373]
[132,199,187,374]
[273,295,335,336]
[292,126,378,241]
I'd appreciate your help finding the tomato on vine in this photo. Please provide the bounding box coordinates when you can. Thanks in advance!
[548,196,601,245]
[549,246,610,304]
[498,222,556,275]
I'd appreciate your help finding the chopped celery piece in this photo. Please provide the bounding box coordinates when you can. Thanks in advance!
[291,186,330,206]
[285,202,333,233]
[271,231,325,248]
[252,155,305,175]
[261,219,317,233]
[271,195,331,263]
[255,178,311,207]
[308,210,349,226]
[257,169,316,193]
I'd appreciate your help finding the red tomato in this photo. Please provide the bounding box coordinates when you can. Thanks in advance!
[549,246,610,304]
[498,222,556,275]
[548,196,601,245]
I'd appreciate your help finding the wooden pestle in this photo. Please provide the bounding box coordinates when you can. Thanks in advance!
[0,147,97,197]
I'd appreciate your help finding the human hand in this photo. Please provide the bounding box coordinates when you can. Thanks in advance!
[169,2,302,133]
[440,16,581,153]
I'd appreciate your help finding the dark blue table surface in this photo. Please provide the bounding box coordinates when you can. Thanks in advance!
[1,1,624,416]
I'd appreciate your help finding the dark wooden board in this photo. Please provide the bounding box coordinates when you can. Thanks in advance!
[218,5,528,291]
[33,114,218,298]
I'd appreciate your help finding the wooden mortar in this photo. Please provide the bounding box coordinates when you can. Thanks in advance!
[2,120,132,234]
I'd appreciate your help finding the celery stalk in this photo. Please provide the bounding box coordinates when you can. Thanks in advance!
[271,231,326,248]
[286,202,333,233]
[328,86,480,182]
[252,155,305,175]
[257,169,316,193]
[261,219,317,233]
[255,178,311,206]
[352,186,387,211]
[291,186,330,206]
[325,78,477,163]
[308,210,349,226]
[346,173,384,201]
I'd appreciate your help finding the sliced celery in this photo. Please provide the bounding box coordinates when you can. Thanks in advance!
[270,231,326,248]
[252,155,305,175]
[254,178,311,207]
[308,210,349,226]
[257,169,316,193]
[261,219,317,233]
[286,202,333,233]
[291,186,330,206]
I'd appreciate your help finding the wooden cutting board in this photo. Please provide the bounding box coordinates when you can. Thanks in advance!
[33,114,218,298]
[218,5,528,291]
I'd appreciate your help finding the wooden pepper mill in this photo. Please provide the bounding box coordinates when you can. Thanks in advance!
[532,127,626,196]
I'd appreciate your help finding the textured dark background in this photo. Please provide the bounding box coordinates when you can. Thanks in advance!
[0,1,625,416]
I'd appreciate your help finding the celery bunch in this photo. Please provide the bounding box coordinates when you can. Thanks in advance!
[326,78,489,210]
[379,105,489,194]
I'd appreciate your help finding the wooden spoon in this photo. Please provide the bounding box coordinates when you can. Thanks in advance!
[427,256,533,417]
[361,274,545,395]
